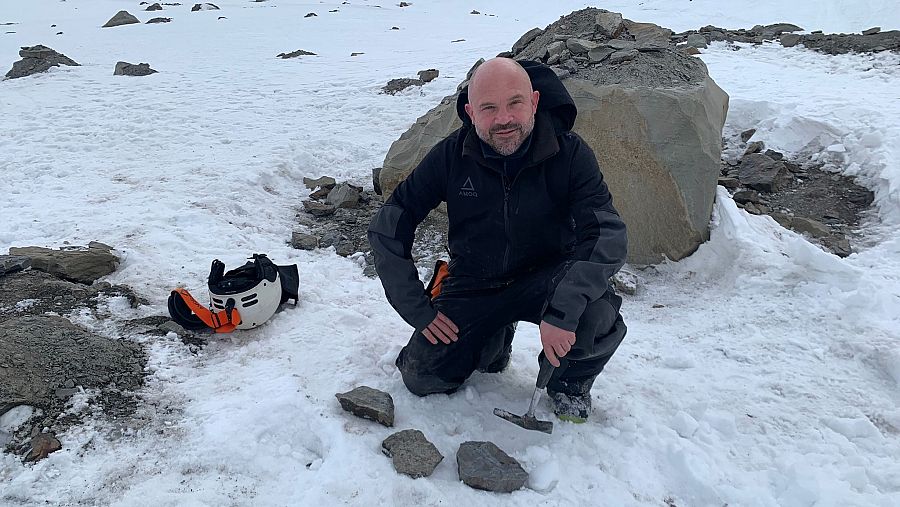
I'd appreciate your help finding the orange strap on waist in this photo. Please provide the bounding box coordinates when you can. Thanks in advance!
[172,288,242,333]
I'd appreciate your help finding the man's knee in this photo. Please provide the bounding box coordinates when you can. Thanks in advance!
[399,368,463,397]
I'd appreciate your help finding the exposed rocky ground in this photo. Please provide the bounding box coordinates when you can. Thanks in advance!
[0,246,150,462]
[720,130,874,257]
[673,23,900,54]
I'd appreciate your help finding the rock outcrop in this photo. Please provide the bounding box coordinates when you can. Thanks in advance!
[5,45,79,80]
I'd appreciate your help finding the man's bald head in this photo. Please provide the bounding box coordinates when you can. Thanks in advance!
[464,58,539,156]
[467,58,533,105]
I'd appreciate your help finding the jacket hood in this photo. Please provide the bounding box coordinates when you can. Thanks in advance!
[456,60,577,134]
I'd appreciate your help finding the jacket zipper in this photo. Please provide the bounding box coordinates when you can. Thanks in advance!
[501,167,511,272]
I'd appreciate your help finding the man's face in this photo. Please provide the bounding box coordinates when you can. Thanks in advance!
[464,64,539,156]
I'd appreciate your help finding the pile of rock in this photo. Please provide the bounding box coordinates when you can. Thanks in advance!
[291,173,448,277]
[335,385,527,491]
[720,130,873,257]
[114,61,158,76]
[4,45,79,80]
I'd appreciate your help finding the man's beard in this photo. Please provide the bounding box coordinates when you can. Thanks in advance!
[475,115,535,156]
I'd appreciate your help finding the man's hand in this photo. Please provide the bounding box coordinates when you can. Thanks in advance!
[540,320,576,367]
[422,311,459,345]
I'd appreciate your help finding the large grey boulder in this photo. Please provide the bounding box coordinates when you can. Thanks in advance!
[102,11,141,28]
[8,242,118,284]
[379,8,728,264]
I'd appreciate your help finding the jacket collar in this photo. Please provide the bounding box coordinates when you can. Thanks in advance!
[461,111,560,172]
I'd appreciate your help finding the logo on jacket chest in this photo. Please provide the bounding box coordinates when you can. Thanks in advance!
[458,177,478,198]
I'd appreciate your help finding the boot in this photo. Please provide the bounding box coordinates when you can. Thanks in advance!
[547,375,595,423]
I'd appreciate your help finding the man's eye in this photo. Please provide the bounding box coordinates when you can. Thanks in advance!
[482,106,495,111]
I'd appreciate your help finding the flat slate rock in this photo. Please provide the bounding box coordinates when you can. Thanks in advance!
[8,242,118,284]
[335,386,394,427]
[381,429,443,478]
[456,441,527,492]
[5,45,79,79]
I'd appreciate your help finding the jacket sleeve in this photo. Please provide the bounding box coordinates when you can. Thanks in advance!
[367,142,449,332]
[542,134,627,332]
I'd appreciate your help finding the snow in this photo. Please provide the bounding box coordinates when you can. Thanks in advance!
[1,0,899,505]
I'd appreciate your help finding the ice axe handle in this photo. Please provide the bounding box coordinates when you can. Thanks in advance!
[536,356,555,390]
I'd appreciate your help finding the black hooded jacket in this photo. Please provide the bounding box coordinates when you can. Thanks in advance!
[368,61,627,333]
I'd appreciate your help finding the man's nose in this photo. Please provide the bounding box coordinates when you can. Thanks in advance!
[493,107,514,125]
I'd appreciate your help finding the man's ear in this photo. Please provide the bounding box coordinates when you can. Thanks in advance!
[464,103,475,122]
[531,90,540,114]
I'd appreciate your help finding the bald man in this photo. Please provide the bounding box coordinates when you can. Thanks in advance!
[368,58,627,423]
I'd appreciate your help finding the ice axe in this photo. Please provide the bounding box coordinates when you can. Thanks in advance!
[493,356,555,434]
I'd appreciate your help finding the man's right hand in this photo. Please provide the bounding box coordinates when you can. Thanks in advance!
[422,311,459,345]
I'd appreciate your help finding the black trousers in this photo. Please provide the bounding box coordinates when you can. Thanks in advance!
[395,262,627,396]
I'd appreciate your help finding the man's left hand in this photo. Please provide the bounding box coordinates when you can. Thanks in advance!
[539,320,576,367]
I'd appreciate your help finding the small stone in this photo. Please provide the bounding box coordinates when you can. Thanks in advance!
[335,386,394,427]
[606,39,636,50]
[158,320,187,335]
[587,46,615,63]
[24,433,62,462]
[823,235,852,257]
[146,17,172,23]
[350,52,364,57]
[372,167,383,195]
[595,11,624,38]
[291,232,319,250]
[607,49,639,65]
[457,441,527,493]
[717,177,740,189]
[309,187,330,200]
[417,68,438,83]
[780,34,801,47]
[565,38,599,54]
[763,149,784,160]
[790,217,831,238]
[732,189,762,204]
[611,270,637,295]
[1,255,31,276]
[681,45,701,55]
[862,27,881,36]
[302,200,336,217]
[304,12,317,17]
[399,2,411,7]
[740,128,756,142]
[145,3,163,11]
[738,154,792,193]
[743,141,764,156]
[470,10,480,15]
[326,183,361,209]
[686,33,708,48]
[382,429,443,478]
[742,202,762,215]
[303,176,336,190]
